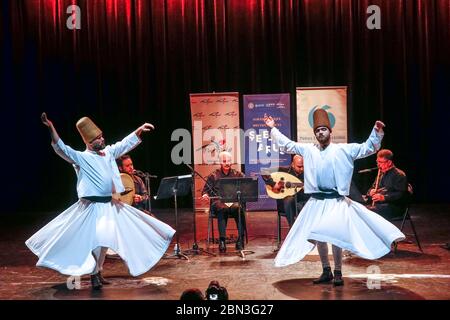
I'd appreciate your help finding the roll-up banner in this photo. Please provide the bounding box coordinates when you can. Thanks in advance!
[190,92,241,210]
[243,93,292,211]
[296,86,348,143]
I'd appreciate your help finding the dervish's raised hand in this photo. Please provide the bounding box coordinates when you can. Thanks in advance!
[374,121,385,133]
[135,123,155,137]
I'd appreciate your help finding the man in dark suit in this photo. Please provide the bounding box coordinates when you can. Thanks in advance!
[201,151,246,253]
[366,149,409,219]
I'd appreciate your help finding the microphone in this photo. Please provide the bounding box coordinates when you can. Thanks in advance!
[358,167,378,174]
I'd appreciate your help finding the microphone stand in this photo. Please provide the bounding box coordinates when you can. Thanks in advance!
[184,165,216,256]
[135,170,157,213]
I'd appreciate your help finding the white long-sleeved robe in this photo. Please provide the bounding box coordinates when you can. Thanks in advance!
[26,133,175,276]
[270,127,405,267]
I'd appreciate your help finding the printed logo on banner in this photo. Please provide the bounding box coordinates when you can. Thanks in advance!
[216,98,228,104]
[248,103,255,109]
[308,105,336,129]
[193,112,205,118]
[199,98,213,104]
[225,111,238,117]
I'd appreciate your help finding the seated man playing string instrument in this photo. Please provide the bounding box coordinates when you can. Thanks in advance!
[116,154,149,211]
[262,155,310,228]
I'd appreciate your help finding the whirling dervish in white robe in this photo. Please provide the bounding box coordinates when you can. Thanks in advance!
[271,124,405,267]
[26,116,175,277]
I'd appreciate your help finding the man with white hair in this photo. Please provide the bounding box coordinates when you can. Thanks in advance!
[201,151,246,253]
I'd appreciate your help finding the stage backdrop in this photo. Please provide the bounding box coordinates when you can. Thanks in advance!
[190,92,241,211]
[243,93,292,211]
[4,0,449,212]
[296,87,348,143]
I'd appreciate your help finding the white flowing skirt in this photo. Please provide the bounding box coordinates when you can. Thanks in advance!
[25,199,175,276]
[274,197,405,267]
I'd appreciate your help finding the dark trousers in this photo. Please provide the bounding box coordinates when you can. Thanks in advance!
[277,196,306,228]
[369,203,405,220]
[212,202,246,240]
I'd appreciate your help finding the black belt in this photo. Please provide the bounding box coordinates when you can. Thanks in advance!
[81,196,112,203]
[310,192,342,200]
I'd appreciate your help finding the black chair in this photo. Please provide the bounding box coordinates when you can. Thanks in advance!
[392,183,423,253]
[275,199,306,249]
[207,202,248,245]
[276,210,290,250]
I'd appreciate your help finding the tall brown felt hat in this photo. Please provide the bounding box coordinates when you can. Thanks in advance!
[313,109,332,132]
[76,117,102,144]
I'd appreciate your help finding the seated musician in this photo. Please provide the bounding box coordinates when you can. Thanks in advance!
[366,149,409,220]
[262,155,310,228]
[201,151,246,253]
[116,154,149,211]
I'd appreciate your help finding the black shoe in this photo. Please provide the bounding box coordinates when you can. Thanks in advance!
[333,270,344,286]
[313,267,334,284]
[90,273,103,290]
[235,239,243,250]
[219,240,226,253]
[98,271,111,285]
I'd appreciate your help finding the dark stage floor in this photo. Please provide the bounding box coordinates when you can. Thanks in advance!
[1,204,449,300]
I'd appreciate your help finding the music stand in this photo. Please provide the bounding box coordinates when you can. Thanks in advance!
[154,174,192,260]
[218,177,258,259]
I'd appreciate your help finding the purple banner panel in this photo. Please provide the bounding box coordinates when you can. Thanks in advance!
[243,94,292,211]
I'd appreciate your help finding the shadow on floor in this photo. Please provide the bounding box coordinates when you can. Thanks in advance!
[272,278,425,300]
